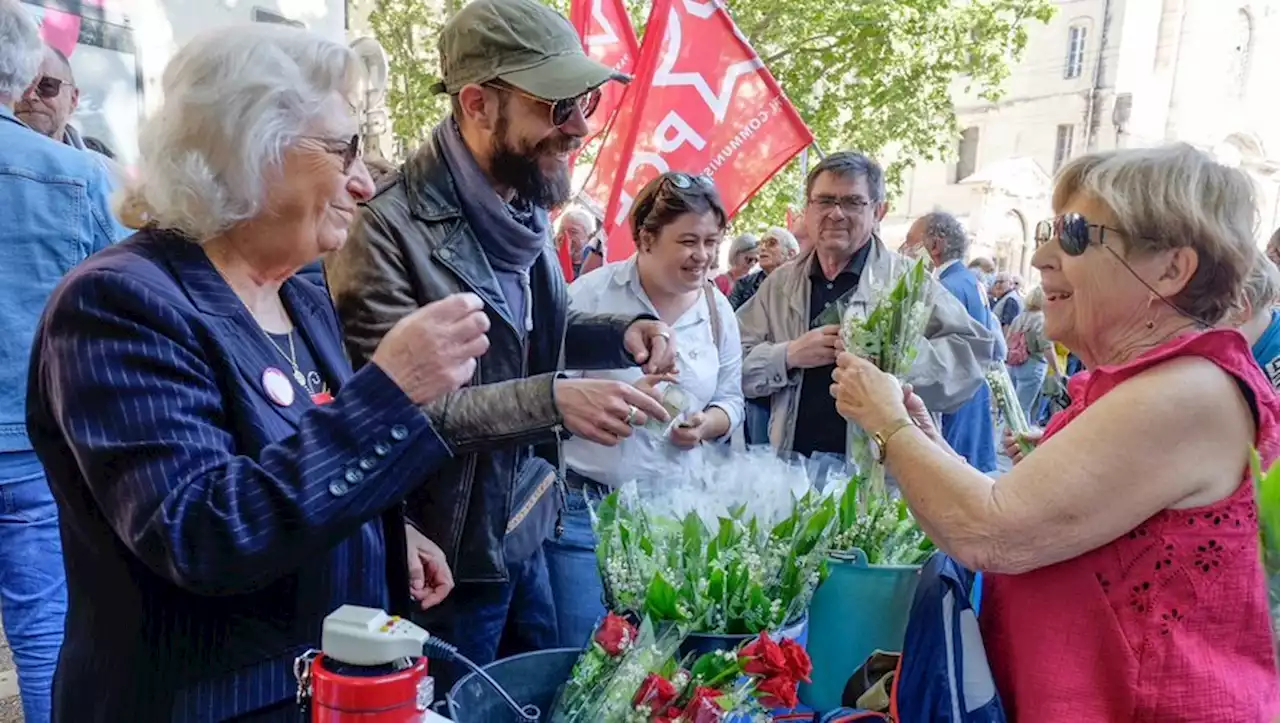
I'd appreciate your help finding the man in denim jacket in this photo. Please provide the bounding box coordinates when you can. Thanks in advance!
[0,3,126,720]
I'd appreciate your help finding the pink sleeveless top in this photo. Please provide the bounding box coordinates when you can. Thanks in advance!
[981,330,1280,722]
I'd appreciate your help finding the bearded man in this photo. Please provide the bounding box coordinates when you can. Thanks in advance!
[324,0,678,684]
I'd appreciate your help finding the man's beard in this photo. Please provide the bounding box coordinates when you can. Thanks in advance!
[489,108,578,210]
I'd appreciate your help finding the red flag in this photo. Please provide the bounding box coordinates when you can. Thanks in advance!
[570,0,641,146]
[581,0,813,261]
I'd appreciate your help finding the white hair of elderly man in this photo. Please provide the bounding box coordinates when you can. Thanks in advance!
[0,0,43,104]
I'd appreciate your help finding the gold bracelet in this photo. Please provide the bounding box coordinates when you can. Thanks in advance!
[873,418,916,464]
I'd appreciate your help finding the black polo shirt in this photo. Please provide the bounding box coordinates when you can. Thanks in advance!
[792,241,873,457]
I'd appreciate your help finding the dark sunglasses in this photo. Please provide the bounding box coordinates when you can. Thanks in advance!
[663,172,715,191]
[1034,212,1131,256]
[33,76,72,99]
[489,82,602,127]
[304,133,362,173]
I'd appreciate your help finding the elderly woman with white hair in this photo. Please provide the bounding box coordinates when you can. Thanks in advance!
[834,144,1280,720]
[25,24,492,721]
[728,226,799,310]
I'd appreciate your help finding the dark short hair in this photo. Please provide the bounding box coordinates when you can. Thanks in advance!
[920,211,968,262]
[805,151,886,203]
[629,173,727,247]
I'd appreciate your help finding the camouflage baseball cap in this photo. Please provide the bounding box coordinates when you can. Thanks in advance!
[431,0,631,101]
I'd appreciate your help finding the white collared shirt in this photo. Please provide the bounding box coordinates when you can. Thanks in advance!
[563,257,745,488]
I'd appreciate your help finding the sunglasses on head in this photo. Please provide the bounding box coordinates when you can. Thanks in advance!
[32,76,71,100]
[663,172,715,191]
[488,82,602,127]
[303,134,362,173]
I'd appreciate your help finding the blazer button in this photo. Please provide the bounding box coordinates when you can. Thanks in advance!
[374,442,390,457]
[329,480,349,496]
[345,468,364,484]
[359,457,376,472]
[390,424,409,441]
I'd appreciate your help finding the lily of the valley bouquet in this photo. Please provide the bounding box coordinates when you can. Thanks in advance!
[826,471,934,565]
[985,362,1036,457]
[1250,452,1280,639]
[592,449,838,635]
[839,257,933,495]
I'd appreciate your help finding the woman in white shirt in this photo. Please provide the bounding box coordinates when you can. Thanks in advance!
[543,172,745,648]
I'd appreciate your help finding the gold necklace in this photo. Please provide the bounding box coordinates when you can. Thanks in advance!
[262,329,312,393]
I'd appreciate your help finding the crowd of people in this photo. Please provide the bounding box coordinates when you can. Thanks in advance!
[0,0,1278,720]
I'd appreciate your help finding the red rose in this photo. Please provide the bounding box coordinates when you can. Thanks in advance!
[779,639,813,683]
[594,613,637,656]
[632,672,679,711]
[739,631,787,677]
[756,674,799,710]
[682,686,725,723]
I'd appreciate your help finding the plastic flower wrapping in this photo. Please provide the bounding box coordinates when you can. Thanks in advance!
[839,256,933,498]
[591,448,847,636]
[550,613,815,723]
[984,362,1036,457]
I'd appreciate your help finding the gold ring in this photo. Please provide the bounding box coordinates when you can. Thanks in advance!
[624,404,639,425]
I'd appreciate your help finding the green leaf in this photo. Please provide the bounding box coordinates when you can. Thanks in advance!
[683,512,707,566]
[645,571,683,621]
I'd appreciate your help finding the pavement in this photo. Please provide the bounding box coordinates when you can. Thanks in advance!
[0,617,21,722]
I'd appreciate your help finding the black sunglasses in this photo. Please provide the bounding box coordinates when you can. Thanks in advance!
[304,134,362,173]
[33,76,72,100]
[1034,212,1136,256]
[488,82,602,127]
[663,172,715,191]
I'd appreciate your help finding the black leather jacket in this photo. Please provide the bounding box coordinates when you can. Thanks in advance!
[324,135,641,583]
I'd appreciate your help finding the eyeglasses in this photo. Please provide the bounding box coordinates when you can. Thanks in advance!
[1035,212,1144,256]
[487,82,602,127]
[304,134,363,173]
[32,76,72,100]
[663,172,715,191]
[808,195,871,214]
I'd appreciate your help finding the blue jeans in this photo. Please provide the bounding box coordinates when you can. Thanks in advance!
[744,398,771,446]
[0,452,66,723]
[543,478,606,649]
[1009,358,1048,422]
[414,546,557,693]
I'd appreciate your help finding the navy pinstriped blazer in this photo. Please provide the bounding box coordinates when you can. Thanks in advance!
[26,229,451,722]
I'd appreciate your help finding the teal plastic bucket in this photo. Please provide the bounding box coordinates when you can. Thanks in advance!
[798,550,921,712]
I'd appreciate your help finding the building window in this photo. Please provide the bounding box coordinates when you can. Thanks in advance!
[953,126,980,183]
[1054,124,1074,172]
[252,7,305,28]
[1065,25,1087,79]
[1228,10,1252,97]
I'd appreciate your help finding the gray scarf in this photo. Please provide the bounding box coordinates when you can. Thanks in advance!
[435,119,548,331]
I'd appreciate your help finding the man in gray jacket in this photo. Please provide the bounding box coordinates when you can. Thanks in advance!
[737,152,995,455]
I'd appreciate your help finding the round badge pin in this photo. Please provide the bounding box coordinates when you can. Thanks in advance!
[262,367,295,407]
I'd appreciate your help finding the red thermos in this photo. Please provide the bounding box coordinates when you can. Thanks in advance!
[296,606,438,722]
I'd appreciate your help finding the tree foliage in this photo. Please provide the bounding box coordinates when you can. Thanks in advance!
[367,0,454,154]
[370,0,1055,230]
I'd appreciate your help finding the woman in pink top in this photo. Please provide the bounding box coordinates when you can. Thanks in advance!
[831,144,1280,722]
